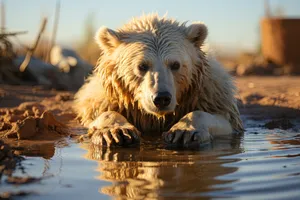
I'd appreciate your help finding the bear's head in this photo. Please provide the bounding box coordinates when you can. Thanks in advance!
[95,14,208,117]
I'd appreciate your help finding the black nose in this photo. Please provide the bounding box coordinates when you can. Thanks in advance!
[153,92,172,109]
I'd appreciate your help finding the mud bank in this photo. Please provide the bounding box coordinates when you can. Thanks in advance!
[0,85,77,139]
[0,85,81,159]
[1,107,70,140]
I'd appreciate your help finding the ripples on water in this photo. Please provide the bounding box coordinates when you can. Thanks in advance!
[1,119,300,200]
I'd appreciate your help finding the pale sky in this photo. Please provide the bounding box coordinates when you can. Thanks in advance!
[3,0,300,53]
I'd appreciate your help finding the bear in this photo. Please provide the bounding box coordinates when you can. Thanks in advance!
[73,14,243,147]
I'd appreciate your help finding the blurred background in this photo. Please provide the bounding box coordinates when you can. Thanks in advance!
[1,3,300,200]
[0,0,300,90]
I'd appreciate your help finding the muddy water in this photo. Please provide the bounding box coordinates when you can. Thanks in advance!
[1,118,300,200]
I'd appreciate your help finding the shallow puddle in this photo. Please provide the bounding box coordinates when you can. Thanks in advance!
[1,117,300,200]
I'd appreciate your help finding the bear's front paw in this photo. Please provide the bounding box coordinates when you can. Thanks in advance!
[89,126,141,147]
[163,127,213,147]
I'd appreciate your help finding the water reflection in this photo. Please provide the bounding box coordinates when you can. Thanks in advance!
[82,136,242,199]
[209,131,300,200]
[15,142,55,159]
[267,133,300,149]
[4,138,69,159]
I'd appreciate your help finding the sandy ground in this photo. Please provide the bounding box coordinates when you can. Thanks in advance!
[237,76,300,119]
[238,77,300,109]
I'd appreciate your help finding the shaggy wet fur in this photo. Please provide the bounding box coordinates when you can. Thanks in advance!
[74,14,243,135]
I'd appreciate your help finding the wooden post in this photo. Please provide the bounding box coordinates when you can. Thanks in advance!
[264,0,271,18]
[0,0,6,33]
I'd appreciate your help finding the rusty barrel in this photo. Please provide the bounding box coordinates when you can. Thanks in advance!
[261,18,300,74]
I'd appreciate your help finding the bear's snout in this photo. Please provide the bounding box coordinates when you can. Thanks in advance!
[152,92,172,109]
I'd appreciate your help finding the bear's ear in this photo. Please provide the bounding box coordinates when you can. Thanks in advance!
[95,26,121,52]
[185,22,208,46]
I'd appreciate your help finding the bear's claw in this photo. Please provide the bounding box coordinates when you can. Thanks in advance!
[90,127,140,147]
[163,128,212,147]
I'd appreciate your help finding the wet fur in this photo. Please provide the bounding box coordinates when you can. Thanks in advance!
[73,14,243,135]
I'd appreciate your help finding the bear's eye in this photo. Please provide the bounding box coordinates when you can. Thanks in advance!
[138,63,150,72]
[169,61,180,70]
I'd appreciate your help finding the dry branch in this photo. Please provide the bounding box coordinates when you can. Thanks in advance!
[45,0,61,63]
[0,31,27,39]
[19,18,47,72]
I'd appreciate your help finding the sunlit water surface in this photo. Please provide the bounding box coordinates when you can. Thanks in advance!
[1,118,300,200]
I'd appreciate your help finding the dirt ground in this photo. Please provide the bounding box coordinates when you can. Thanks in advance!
[0,85,77,139]
[237,76,300,119]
